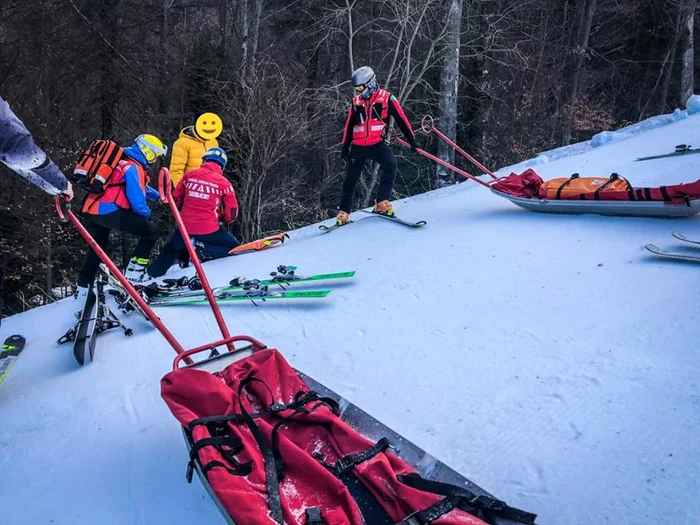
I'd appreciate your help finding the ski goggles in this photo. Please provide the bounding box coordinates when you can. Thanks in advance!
[354,84,367,94]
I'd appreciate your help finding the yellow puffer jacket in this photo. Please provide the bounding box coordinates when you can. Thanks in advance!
[169,126,218,186]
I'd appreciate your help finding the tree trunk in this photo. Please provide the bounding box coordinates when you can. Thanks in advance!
[679,0,695,107]
[239,0,249,86]
[563,0,597,145]
[248,0,262,81]
[658,2,684,115]
[436,0,463,186]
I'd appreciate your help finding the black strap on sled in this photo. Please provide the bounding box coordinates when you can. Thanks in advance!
[186,436,252,483]
[187,389,339,432]
[395,474,537,525]
[234,378,342,525]
[555,173,579,199]
[593,172,631,200]
[237,377,285,524]
[330,437,391,476]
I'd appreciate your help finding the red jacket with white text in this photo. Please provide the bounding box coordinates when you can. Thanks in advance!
[173,161,238,235]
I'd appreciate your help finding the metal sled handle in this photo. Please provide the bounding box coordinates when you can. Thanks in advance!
[173,335,267,370]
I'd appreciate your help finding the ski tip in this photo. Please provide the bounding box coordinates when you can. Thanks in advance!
[671,231,686,240]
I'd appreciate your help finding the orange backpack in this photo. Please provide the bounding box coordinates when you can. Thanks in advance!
[72,139,124,194]
[540,173,631,199]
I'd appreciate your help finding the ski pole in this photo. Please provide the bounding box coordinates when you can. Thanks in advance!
[420,115,497,180]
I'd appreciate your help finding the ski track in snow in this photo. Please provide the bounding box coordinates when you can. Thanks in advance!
[2,111,700,524]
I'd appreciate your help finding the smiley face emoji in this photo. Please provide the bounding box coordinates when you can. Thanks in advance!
[195,113,223,140]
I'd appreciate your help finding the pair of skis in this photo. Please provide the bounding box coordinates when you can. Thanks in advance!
[104,265,354,308]
[319,209,426,233]
[57,276,133,366]
[645,232,700,262]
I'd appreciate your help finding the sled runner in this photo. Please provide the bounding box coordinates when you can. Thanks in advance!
[492,189,700,218]
[162,340,537,525]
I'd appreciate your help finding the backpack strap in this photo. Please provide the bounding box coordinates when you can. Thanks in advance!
[395,474,537,525]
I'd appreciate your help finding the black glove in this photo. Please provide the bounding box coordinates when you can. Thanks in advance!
[409,137,419,153]
[341,145,350,163]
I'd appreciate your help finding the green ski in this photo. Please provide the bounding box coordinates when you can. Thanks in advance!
[143,267,355,300]
[150,289,331,307]
[0,334,27,386]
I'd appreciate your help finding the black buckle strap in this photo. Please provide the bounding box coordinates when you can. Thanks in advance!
[305,507,324,524]
[396,474,537,525]
[237,377,285,524]
[395,494,463,525]
[332,437,391,476]
[186,436,251,483]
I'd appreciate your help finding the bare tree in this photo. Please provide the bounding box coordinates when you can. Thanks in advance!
[435,0,463,186]
[563,0,598,144]
[678,0,695,107]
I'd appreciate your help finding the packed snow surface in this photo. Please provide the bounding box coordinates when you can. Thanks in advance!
[1,110,699,524]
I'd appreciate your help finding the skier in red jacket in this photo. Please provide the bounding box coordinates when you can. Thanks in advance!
[147,147,240,278]
[336,66,418,226]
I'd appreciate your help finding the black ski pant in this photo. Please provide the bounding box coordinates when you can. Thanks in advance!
[147,227,240,278]
[77,210,159,287]
[340,142,397,213]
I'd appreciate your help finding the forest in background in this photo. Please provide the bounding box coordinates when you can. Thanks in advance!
[0,0,697,316]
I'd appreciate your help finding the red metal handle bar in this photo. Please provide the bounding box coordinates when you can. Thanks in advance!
[173,334,268,370]
[395,137,493,188]
[54,195,190,360]
[158,168,235,352]
[419,115,497,180]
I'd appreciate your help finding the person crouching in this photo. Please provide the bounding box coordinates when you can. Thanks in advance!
[147,147,240,278]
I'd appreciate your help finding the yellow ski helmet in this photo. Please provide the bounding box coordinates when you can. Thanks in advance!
[134,134,167,164]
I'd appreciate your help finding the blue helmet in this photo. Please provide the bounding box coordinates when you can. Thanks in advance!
[202,147,227,169]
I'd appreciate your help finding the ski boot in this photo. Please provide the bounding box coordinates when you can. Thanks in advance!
[124,257,149,283]
[373,200,395,217]
[336,211,350,226]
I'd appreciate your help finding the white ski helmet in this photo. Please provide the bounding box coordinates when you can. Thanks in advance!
[352,66,377,99]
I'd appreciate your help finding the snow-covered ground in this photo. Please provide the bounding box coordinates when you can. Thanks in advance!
[2,109,700,525]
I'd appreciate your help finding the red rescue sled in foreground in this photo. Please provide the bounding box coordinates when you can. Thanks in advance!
[161,340,537,525]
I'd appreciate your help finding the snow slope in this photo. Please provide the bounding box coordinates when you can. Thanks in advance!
[2,111,700,525]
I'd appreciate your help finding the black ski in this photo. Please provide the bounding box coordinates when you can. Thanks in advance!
[319,210,426,232]
[319,220,355,233]
[358,209,427,227]
[635,144,700,162]
[671,231,700,245]
[644,244,700,262]
[58,278,132,364]
[73,284,98,366]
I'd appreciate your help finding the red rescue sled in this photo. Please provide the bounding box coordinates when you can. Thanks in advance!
[161,340,537,525]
